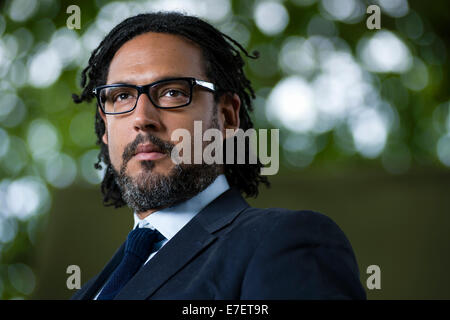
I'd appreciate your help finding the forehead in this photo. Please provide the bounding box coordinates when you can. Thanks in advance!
[106,32,207,84]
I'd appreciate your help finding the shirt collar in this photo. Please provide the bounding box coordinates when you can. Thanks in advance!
[133,174,230,240]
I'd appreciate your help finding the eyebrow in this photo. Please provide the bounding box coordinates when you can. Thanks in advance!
[107,75,192,85]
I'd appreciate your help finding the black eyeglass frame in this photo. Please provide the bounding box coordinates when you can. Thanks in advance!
[92,77,216,115]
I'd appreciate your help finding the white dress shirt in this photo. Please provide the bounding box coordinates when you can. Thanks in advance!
[133,174,229,264]
[94,174,229,299]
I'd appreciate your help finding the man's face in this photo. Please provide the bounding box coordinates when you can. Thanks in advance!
[99,32,240,215]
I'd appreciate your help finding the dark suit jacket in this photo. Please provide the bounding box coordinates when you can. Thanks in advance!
[71,188,366,299]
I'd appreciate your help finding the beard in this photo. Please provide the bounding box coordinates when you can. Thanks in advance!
[112,116,222,214]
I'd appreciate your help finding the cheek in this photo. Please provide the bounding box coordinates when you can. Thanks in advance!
[170,108,215,131]
[105,125,126,169]
[107,141,120,168]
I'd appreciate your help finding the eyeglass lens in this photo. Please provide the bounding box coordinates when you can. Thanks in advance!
[99,79,192,113]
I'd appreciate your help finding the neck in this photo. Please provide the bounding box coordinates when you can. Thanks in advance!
[136,208,159,220]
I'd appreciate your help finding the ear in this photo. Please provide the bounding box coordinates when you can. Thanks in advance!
[98,107,108,145]
[218,93,240,135]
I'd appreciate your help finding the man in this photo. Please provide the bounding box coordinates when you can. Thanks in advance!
[71,12,366,300]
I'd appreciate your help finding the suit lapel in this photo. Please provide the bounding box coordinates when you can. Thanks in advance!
[114,188,249,300]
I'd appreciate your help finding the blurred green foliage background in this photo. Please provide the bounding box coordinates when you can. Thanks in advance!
[0,0,449,299]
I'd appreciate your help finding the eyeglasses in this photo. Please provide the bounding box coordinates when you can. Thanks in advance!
[92,77,216,115]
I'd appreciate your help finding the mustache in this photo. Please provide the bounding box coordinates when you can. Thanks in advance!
[122,133,175,164]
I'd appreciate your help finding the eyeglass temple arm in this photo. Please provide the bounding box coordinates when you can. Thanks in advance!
[194,79,215,92]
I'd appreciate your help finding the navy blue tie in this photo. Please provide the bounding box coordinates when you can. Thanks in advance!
[97,227,165,300]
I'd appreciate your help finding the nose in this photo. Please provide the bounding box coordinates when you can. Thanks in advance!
[132,92,162,132]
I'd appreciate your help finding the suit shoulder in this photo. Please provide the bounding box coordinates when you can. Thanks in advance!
[237,207,352,248]
[238,206,340,231]
[241,206,332,221]
[238,207,365,299]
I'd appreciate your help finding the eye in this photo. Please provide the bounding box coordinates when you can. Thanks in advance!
[163,89,186,98]
[116,93,130,101]
[112,92,132,102]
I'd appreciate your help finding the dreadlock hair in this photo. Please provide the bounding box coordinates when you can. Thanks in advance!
[72,11,270,208]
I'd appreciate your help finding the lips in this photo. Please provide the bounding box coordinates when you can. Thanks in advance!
[134,143,166,161]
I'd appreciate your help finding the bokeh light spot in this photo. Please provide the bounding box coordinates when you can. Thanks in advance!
[266,76,316,133]
[401,57,429,91]
[349,108,389,158]
[28,46,62,88]
[27,119,61,161]
[437,134,450,166]
[44,153,77,189]
[376,0,409,18]
[320,0,356,21]
[0,128,10,158]
[0,216,18,244]
[0,136,28,175]
[254,1,289,36]
[8,263,36,295]
[359,31,412,73]
[80,149,106,185]
[5,176,50,220]
[8,0,38,22]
